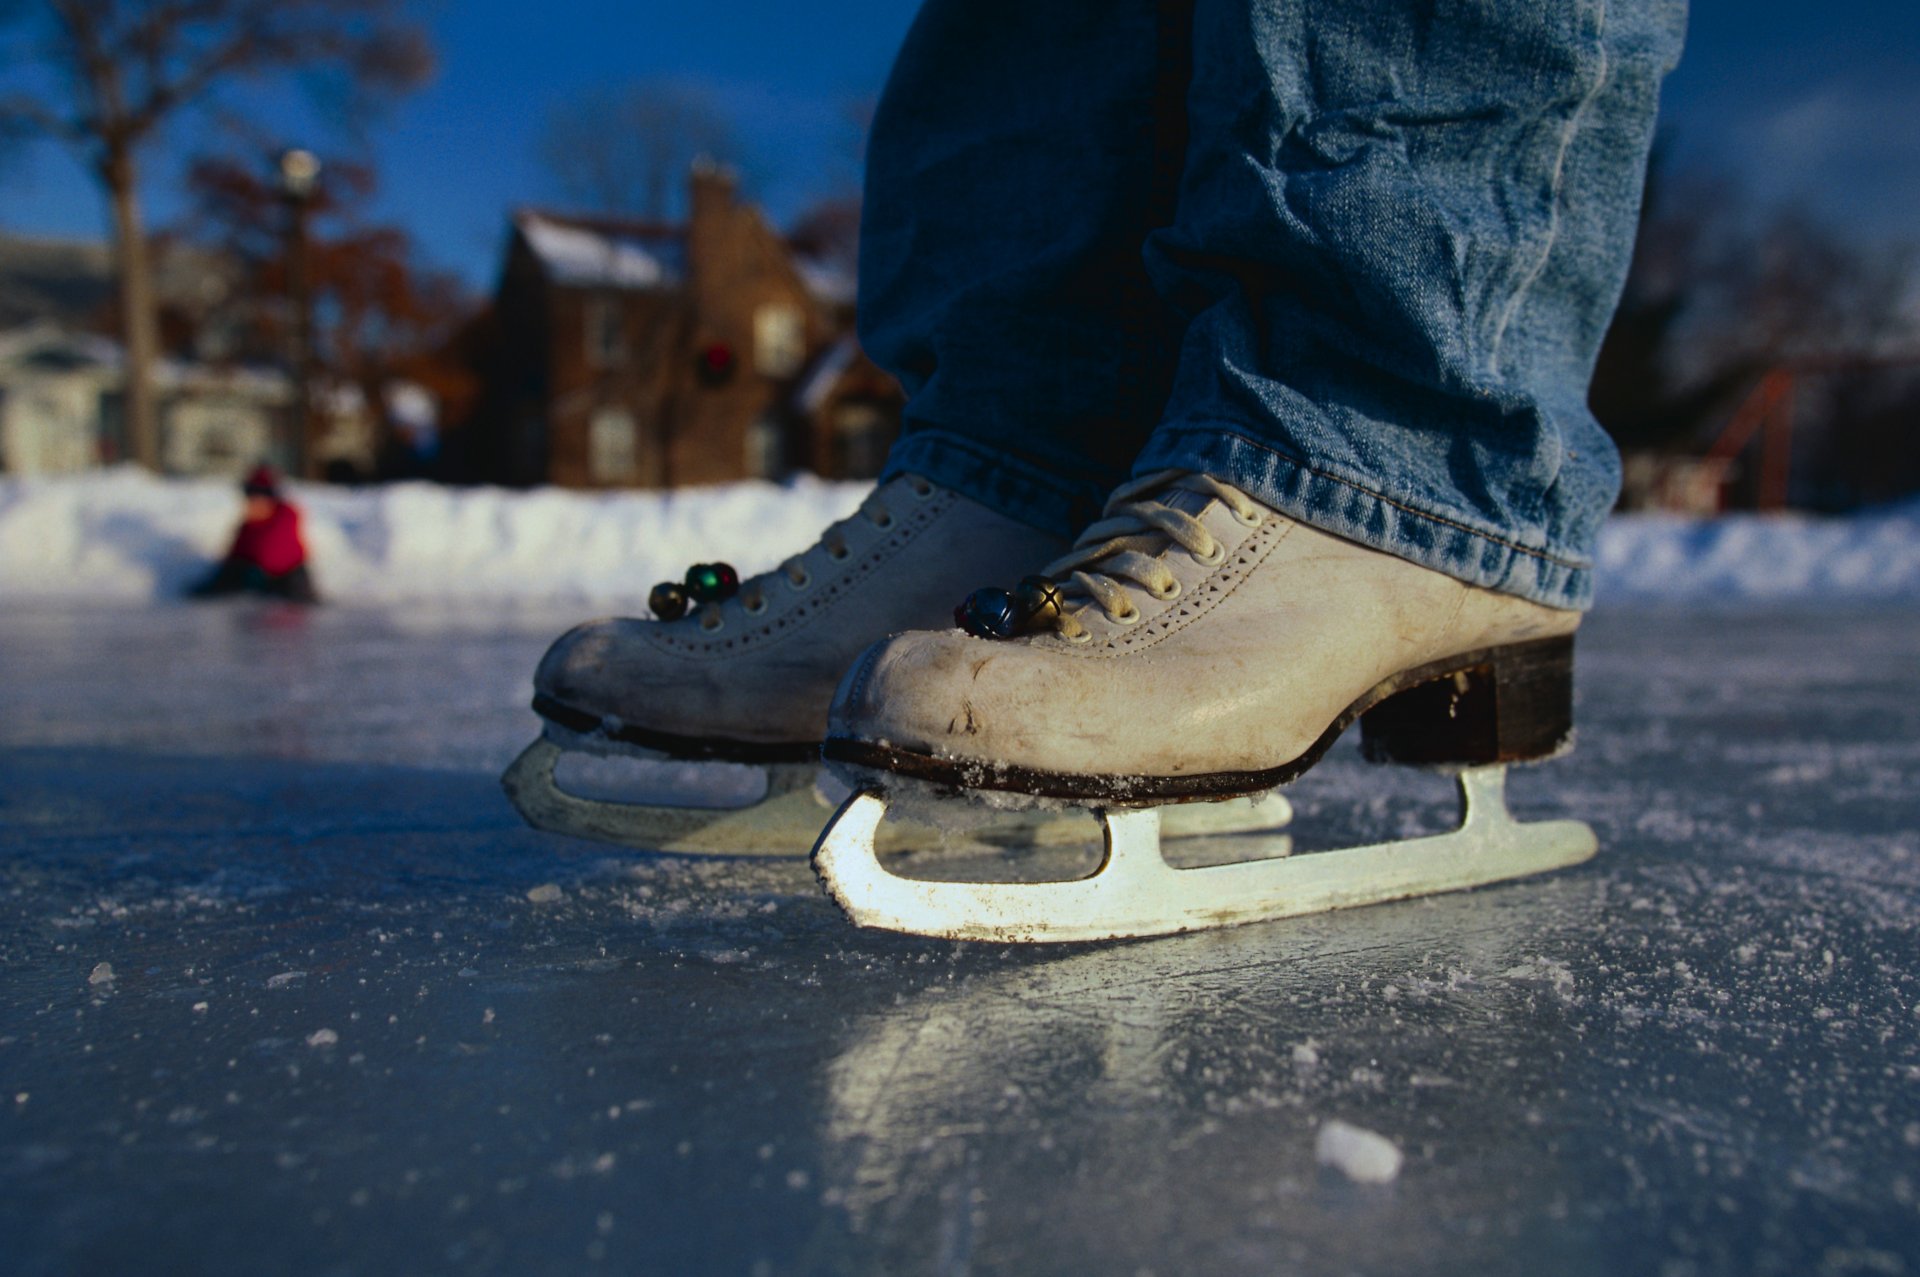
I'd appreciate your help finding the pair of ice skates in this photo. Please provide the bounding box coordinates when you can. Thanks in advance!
[505,471,1595,943]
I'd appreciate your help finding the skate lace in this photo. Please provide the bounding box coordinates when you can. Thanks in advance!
[710,476,934,628]
[1041,470,1261,643]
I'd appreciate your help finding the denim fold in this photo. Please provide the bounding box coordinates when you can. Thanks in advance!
[861,0,1686,607]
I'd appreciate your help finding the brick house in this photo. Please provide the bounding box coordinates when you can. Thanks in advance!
[466,166,900,489]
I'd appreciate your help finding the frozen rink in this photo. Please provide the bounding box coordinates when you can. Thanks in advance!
[2,599,1918,1276]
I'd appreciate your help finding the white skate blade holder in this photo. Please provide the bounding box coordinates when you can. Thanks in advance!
[502,736,830,857]
[811,766,1595,943]
[503,735,1290,857]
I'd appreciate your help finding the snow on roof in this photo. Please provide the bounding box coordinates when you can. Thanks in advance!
[0,321,121,369]
[517,213,684,291]
[792,335,861,415]
[0,322,288,397]
[794,256,856,307]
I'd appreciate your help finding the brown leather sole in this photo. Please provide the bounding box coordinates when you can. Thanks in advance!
[531,693,818,764]
[821,635,1575,805]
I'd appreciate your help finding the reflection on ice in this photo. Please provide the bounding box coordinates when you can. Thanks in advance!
[816,877,1591,1248]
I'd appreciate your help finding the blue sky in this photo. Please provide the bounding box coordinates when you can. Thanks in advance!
[1,0,1915,291]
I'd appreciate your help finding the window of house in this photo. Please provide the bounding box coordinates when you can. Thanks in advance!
[745,417,786,479]
[97,390,126,464]
[831,404,887,479]
[585,297,625,368]
[198,423,238,466]
[753,303,806,378]
[589,408,638,483]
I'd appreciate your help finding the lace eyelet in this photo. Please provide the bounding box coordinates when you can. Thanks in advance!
[1231,507,1262,528]
[1064,630,1094,646]
[700,615,724,633]
[871,512,894,529]
[1191,542,1227,568]
[1110,607,1142,627]
[827,546,850,562]
[786,572,812,591]
[744,597,767,615]
[1148,580,1182,602]
[909,480,934,499]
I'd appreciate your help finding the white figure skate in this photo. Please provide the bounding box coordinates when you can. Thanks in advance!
[506,473,1290,856]
[812,471,1596,941]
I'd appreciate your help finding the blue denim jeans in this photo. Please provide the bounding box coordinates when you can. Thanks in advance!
[861,0,1686,608]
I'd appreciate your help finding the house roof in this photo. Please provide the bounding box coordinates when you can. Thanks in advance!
[514,211,686,290]
[0,321,122,371]
[0,234,116,331]
[792,255,856,307]
[0,232,246,332]
[510,206,857,305]
[0,321,289,398]
[791,335,863,415]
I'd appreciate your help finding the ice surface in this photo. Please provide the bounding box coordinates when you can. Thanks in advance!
[1314,1120,1404,1184]
[1,598,1917,1275]
[5,468,1916,605]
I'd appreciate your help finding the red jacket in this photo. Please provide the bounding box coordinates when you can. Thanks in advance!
[227,500,307,577]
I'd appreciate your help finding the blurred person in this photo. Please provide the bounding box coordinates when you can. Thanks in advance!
[188,464,321,604]
[518,0,1686,879]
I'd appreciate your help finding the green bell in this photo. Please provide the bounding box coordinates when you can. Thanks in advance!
[685,562,740,603]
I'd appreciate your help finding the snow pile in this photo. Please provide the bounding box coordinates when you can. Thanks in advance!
[1315,1120,1404,1184]
[2,467,1918,605]
[1595,500,1920,603]
[0,467,867,605]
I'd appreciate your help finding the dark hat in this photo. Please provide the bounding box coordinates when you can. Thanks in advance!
[242,464,281,497]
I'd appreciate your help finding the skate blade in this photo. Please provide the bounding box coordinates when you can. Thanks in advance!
[502,737,1291,857]
[503,737,832,856]
[811,765,1596,943]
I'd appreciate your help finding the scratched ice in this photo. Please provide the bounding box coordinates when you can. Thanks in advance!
[1,598,1917,1276]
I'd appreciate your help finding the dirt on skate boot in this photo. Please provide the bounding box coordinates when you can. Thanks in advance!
[505,472,1289,855]
[811,470,1597,942]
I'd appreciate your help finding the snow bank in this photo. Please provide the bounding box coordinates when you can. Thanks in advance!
[1594,501,1920,604]
[1,467,1916,606]
[0,467,866,605]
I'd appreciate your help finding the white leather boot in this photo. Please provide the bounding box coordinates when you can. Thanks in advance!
[505,472,1291,854]
[825,470,1581,801]
[810,470,1595,944]
[532,473,1065,759]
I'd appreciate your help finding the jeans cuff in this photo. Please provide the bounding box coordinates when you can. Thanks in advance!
[1135,424,1595,610]
[882,428,1111,538]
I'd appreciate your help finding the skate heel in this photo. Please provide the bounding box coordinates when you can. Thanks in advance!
[1359,635,1574,767]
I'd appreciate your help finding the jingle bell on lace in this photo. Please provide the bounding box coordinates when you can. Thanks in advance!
[1012,575,1064,629]
[685,562,740,603]
[648,581,689,621]
[954,586,1024,640]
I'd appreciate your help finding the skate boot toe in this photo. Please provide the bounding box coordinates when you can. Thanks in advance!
[827,628,1123,784]
[533,617,636,718]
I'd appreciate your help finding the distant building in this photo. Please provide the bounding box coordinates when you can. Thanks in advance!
[1617,452,1735,515]
[0,323,291,478]
[462,166,901,488]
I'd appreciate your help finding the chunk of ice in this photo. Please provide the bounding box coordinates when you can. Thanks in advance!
[1315,1120,1403,1184]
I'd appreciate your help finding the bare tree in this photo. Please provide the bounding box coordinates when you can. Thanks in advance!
[0,0,431,470]
[1592,146,1918,455]
[538,80,743,221]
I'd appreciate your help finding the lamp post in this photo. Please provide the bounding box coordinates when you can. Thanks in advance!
[279,148,321,479]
